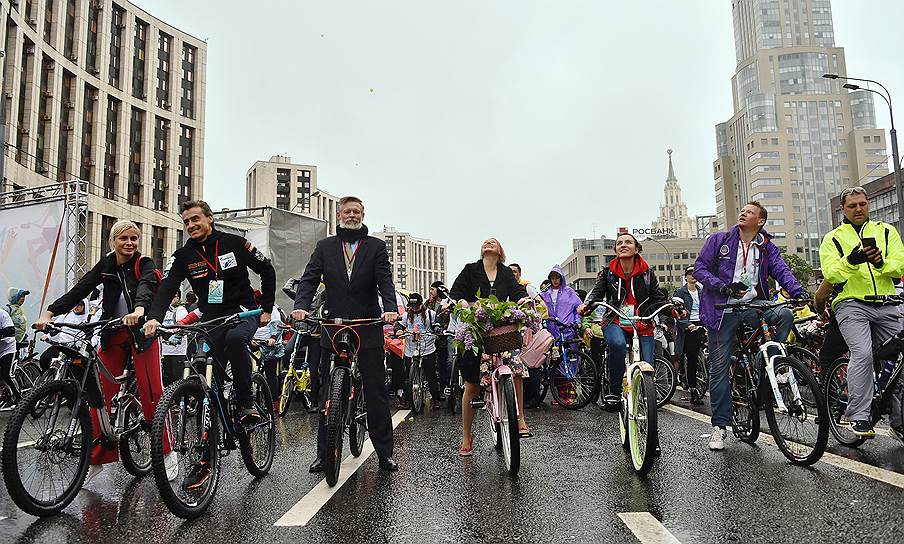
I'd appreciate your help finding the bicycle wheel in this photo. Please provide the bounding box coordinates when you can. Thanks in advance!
[763,356,828,466]
[447,355,461,413]
[150,379,220,520]
[348,376,367,457]
[550,351,600,410]
[239,373,276,477]
[119,398,152,477]
[627,369,658,475]
[1,381,91,517]
[697,346,710,393]
[787,346,820,406]
[410,358,425,414]
[823,357,867,447]
[278,369,295,417]
[499,375,520,477]
[653,357,677,409]
[15,361,42,393]
[324,367,349,487]
[486,397,502,452]
[731,363,760,444]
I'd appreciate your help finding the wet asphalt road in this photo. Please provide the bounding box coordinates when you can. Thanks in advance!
[1,391,903,543]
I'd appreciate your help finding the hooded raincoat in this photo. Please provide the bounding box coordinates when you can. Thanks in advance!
[6,288,29,344]
[539,264,582,339]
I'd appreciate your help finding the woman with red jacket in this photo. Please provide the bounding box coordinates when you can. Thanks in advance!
[34,220,175,484]
[579,233,671,410]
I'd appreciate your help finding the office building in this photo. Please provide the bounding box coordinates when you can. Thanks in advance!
[374,225,447,295]
[561,237,616,293]
[829,171,898,230]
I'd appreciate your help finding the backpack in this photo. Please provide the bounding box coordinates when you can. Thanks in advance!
[134,256,164,290]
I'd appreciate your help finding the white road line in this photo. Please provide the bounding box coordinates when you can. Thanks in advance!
[664,404,904,490]
[274,409,411,527]
[618,512,682,544]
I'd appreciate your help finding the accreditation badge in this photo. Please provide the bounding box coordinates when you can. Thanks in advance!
[208,280,224,304]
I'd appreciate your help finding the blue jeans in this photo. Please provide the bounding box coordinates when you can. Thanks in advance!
[604,324,655,396]
[706,305,794,427]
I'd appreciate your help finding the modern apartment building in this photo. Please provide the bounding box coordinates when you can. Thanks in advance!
[713,0,888,266]
[561,237,615,293]
[374,225,446,295]
[651,149,697,239]
[829,171,899,229]
[245,155,340,235]
[0,0,207,269]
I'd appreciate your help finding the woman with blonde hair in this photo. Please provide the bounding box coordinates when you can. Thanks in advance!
[35,219,175,484]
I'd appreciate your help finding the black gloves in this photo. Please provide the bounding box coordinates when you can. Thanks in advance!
[719,282,748,298]
[847,246,869,265]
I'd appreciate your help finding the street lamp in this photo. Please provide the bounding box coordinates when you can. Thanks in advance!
[823,73,903,232]
[643,236,674,286]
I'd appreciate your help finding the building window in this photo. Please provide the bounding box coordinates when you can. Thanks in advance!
[129,108,144,205]
[109,4,126,89]
[180,45,196,118]
[157,32,172,109]
[57,71,76,181]
[86,3,100,75]
[133,19,148,98]
[153,116,169,211]
[81,85,98,183]
[103,97,120,199]
[64,0,77,60]
[151,226,166,269]
[178,125,193,205]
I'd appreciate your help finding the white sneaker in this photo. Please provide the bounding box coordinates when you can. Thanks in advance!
[165,452,179,482]
[708,426,727,451]
[84,464,104,486]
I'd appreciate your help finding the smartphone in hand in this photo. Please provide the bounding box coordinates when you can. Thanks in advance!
[861,237,877,248]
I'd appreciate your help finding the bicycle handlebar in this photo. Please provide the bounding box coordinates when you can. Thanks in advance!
[37,317,124,334]
[865,294,904,304]
[585,301,674,322]
[155,309,263,334]
[714,298,811,311]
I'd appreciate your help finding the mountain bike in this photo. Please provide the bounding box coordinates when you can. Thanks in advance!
[824,294,904,447]
[150,309,275,519]
[304,316,385,487]
[586,301,676,475]
[1,334,41,407]
[533,318,600,409]
[278,324,314,417]
[393,326,442,414]
[1,318,152,517]
[787,314,826,384]
[716,299,828,466]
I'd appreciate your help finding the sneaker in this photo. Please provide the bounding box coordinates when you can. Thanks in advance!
[239,406,261,426]
[84,464,104,485]
[708,426,727,451]
[181,462,210,491]
[690,388,704,406]
[603,394,620,412]
[850,420,876,438]
[164,452,179,482]
[889,426,904,445]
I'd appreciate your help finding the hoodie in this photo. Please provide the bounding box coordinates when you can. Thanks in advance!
[539,264,583,338]
[6,288,29,343]
[585,255,667,337]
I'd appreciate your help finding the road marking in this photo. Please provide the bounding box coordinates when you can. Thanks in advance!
[274,409,411,527]
[618,512,682,544]
[664,404,904,490]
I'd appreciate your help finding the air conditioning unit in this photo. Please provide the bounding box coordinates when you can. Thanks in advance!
[162,101,170,109]
[89,68,100,76]
[90,0,103,10]
[84,159,96,166]
[17,126,28,134]
[63,101,74,109]
[161,180,169,189]
[67,54,78,62]
[90,91,99,101]
[41,114,51,121]
[36,165,49,174]
[41,90,53,98]
[25,46,35,55]
[26,18,37,28]
[117,23,126,30]
[62,124,73,131]
[43,60,55,70]
[161,162,169,168]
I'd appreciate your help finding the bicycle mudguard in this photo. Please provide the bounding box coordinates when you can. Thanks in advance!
[637,362,655,373]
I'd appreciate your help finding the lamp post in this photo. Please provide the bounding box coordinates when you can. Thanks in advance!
[823,73,903,232]
[644,236,674,287]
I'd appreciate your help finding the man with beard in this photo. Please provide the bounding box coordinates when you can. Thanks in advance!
[292,196,400,473]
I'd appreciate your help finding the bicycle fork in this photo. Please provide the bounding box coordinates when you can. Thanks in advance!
[759,341,803,414]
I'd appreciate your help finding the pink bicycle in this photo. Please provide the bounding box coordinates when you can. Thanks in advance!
[474,325,523,477]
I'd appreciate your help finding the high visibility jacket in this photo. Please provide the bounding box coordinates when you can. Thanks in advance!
[819,219,904,310]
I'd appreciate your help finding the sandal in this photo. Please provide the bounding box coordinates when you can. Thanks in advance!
[459,445,474,456]
[518,426,533,438]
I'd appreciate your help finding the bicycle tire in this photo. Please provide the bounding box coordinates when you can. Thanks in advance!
[324,367,349,487]
[447,356,461,413]
[731,363,760,444]
[499,375,520,477]
[150,379,220,520]
[486,399,502,452]
[697,346,710,393]
[628,369,658,475]
[653,357,677,409]
[763,356,828,466]
[119,399,152,477]
[410,358,424,414]
[239,373,276,477]
[278,369,295,417]
[2,380,91,517]
[787,346,821,404]
[550,351,600,410]
[618,393,629,450]
[16,361,42,393]
[823,357,867,448]
[348,375,367,457]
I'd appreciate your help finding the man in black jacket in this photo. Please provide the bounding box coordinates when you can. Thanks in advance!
[145,200,276,487]
[291,195,400,473]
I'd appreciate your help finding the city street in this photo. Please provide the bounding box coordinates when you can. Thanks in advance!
[0,393,902,543]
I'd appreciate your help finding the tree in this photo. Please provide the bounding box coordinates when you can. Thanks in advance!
[779,246,815,291]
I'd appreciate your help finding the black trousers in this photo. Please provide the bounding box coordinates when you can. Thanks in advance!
[683,326,706,390]
[305,336,323,404]
[435,339,450,392]
[317,346,393,461]
[0,353,19,400]
[818,316,848,383]
[403,352,441,400]
[207,315,258,405]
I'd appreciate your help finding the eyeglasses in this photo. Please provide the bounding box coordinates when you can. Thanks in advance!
[840,186,866,198]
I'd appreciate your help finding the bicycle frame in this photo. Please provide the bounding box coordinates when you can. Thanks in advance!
[485,354,516,424]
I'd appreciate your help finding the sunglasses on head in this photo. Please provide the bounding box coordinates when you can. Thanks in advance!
[840,186,866,198]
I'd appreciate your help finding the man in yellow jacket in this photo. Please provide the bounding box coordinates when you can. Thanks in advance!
[819,187,904,439]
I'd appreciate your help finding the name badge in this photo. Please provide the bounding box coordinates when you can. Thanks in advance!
[619,304,635,326]
[208,280,224,304]
[218,252,237,270]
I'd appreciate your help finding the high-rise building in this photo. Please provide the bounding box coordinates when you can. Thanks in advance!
[374,226,446,295]
[713,0,888,266]
[245,155,340,234]
[561,237,615,293]
[0,1,207,269]
[696,214,719,239]
[651,149,697,239]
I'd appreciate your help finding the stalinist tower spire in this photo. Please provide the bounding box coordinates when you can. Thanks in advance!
[651,149,697,238]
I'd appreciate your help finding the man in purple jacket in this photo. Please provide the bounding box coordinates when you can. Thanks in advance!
[694,202,806,451]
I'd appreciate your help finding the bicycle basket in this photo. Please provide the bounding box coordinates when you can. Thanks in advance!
[483,323,522,354]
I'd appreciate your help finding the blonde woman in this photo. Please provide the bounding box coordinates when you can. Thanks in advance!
[35,220,174,483]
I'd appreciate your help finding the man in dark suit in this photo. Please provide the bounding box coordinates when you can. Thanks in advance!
[292,196,400,473]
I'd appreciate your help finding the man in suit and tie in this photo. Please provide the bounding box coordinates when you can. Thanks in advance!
[291,195,400,473]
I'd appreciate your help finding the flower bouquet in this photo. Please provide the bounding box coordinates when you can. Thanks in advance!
[452,294,542,355]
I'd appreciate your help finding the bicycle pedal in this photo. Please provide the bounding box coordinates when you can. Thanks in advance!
[469,399,485,409]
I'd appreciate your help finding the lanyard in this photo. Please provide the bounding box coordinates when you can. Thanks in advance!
[740,239,754,270]
[342,240,362,274]
[195,240,219,279]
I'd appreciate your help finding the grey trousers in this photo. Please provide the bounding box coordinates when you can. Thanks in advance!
[835,300,901,423]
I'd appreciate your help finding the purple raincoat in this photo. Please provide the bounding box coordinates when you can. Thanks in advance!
[540,264,583,339]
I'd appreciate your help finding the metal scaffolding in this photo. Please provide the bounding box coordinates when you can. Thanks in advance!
[0,179,89,289]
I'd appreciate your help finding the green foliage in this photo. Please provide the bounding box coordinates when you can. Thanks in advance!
[779,246,815,291]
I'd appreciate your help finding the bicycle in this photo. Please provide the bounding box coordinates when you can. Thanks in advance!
[677,331,709,400]
[532,318,600,409]
[303,316,385,487]
[787,314,826,384]
[824,294,904,447]
[715,299,829,466]
[1,318,152,517]
[445,332,463,414]
[277,324,314,417]
[586,301,675,475]
[149,309,276,519]
[394,325,445,414]
[1,333,42,407]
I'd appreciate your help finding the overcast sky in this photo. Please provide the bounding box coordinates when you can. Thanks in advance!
[136,0,904,287]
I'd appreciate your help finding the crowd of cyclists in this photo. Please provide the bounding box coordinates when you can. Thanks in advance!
[1,185,903,518]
